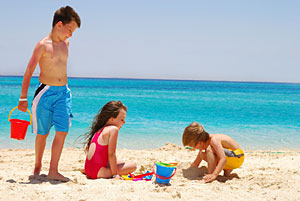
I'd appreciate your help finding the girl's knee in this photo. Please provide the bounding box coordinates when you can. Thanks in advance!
[132,162,137,170]
[117,161,136,175]
[127,161,137,171]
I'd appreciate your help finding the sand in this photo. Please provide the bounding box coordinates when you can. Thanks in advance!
[0,143,299,201]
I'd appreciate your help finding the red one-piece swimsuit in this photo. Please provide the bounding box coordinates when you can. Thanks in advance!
[84,127,109,179]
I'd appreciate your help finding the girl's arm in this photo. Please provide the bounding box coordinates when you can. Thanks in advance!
[107,126,119,177]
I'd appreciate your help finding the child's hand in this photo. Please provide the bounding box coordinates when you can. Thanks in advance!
[18,101,28,112]
[189,162,199,168]
[112,175,123,180]
[203,173,217,183]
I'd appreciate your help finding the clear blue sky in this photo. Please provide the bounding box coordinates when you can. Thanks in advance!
[0,0,299,82]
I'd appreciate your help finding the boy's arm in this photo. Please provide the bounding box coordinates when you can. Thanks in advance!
[203,138,227,183]
[18,41,45,112]
[189,149,202,168]
[107,127,120,178]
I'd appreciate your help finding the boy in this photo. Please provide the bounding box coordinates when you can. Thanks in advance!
[182,122,244,183]
[18,6,81,181]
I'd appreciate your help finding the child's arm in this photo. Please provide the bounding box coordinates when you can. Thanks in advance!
[18,41,45,112]
[203,138,227,183]
[107,127,119,177]
[189,149,202,168]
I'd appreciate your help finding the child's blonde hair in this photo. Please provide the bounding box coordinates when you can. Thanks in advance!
[182,122,209,147]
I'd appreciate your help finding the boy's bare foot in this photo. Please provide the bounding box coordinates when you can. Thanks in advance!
[223,169,232,177]
[47,171,70,182]
[33,166,41,175]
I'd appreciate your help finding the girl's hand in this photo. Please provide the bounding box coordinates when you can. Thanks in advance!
[203,174,217,183]
[112,175,123,180]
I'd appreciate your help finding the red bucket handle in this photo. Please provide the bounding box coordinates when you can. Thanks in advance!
[153,163,177,180]
[8,106,32,125]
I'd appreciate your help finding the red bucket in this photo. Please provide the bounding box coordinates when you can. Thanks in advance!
[10,119,30,140]
[8,107,32,140]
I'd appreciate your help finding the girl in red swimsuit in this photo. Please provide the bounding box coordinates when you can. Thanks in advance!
[82,101,136,179]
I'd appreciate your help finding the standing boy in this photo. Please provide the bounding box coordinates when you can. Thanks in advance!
[18,6,81,181]
[182,122,244,183]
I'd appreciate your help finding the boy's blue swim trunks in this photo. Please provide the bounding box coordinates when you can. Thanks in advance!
[32,83,73,135]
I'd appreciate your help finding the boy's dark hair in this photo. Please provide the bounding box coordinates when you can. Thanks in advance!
[52,6,81,28]
[182,122,209,147]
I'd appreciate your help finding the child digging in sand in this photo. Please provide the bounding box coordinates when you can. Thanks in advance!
[18,6,81,181]
[82,101,136,179]
[182,122,244,183]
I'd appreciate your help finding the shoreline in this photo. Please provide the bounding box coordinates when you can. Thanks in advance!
[2,147,300,152]
[1,143,299,200]
[2,141,300,151]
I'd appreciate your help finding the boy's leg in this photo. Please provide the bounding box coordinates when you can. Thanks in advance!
[34,133,49,175]
[47,131,69,181]
[205,146,218,174]
[223,169,233,176]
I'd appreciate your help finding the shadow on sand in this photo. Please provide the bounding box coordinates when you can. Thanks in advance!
[182,166,240,183]
[215,173,240,183]
[6,174,70,185]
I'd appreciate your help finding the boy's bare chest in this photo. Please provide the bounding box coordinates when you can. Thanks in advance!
[43,42,68,62]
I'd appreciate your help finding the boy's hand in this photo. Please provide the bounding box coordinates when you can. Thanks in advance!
[189,162,199,168]
[203,173,217,183]
[18,101,28,112]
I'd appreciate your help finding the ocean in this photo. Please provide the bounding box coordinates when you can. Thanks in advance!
[1,76,299,150]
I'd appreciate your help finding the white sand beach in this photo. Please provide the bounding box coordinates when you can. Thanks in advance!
[0,143,299,201]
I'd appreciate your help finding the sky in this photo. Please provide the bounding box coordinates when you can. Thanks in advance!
[0,0,299,83]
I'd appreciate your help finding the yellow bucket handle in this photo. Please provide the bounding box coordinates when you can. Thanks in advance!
[8,106,32,125]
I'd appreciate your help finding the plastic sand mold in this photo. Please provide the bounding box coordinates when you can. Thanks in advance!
[122,171,154,181]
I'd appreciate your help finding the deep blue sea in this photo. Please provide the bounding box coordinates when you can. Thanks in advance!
[1,76,299,150]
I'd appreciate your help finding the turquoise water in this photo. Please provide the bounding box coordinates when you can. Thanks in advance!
[1,76,299,150]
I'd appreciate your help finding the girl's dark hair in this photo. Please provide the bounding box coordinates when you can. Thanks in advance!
[83,101,127,149]
[52,6,81,28]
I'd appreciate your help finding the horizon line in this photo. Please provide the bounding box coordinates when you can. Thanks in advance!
[0,74,299,85]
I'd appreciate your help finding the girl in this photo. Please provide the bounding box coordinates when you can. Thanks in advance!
[83,101,136,179]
